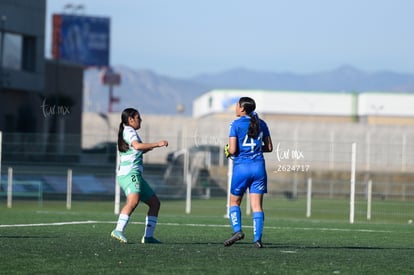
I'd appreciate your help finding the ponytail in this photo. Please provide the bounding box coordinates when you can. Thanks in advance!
[117,122,129,152]
[239,97,260,138]
[247,112,260,138]
[118,108,138,152]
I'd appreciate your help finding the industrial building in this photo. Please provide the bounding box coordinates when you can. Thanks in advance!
[193,89,414,124]
[0,0,46,133]
[0,0,83,162]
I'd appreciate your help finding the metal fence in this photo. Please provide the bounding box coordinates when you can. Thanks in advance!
[1,120,413,222]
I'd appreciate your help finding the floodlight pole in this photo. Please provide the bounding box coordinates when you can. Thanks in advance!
[101,67,120,113]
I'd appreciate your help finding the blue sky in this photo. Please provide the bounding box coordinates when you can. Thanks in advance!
[46,0,414,78]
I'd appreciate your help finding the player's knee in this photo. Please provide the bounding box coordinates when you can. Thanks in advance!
[147,195,160,210]
[128,200,139,209]
[154,198,161,210]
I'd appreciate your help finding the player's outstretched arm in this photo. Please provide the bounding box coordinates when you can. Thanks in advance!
[131,140,168,152]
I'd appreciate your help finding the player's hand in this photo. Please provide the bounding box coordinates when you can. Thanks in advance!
[158,140,168,147]
[224,144,230,158]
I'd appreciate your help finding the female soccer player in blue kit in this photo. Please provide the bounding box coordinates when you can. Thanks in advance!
[111,108,168,244]
[224,97,273,248]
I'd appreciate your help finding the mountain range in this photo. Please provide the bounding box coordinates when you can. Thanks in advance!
[83,65,414,116]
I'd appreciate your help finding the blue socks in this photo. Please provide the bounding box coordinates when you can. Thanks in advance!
[253,211,264,242]
[229,206,242,233]
[144,216,158,238]
[229,206,265,242]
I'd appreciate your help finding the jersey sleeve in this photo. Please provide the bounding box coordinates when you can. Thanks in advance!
[260,120,270,137]
[229,120,238,137]
[123,127,139,146]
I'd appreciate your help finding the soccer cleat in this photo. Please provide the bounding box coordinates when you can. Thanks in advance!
[141,236,162,244]
[111,230,127,243]
[223,231,245,247]
[254,240,264,248]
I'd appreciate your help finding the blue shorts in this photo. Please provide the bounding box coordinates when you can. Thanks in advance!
[231,160,267,196]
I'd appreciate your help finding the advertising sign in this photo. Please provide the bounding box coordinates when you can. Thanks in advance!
[101,67,121,86]
[52,14,110,67]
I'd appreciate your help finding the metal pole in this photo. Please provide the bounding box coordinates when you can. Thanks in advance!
[66,168,72,209]
[114,146,120,215]
[367,179,372,220]
[7,166,12,208]
[184,140,192,213]
[225,158,233,218]
[0,131,2,188]
[246,189,250,215]
[349,143,357,224]
[365,131,370,172]
[182,128,192,214]
[306,177,312,218]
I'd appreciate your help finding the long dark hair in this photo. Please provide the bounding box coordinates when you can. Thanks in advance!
[118,108,138,152]
[239,97,259,138]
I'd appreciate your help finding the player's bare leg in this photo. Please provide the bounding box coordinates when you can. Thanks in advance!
[111,193,140,243]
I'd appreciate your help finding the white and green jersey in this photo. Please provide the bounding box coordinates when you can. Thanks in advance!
[117,125,144,176]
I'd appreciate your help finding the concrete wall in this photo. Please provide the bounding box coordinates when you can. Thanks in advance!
[83,112,414,172]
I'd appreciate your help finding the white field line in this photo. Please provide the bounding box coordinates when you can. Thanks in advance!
[0,220,392,233]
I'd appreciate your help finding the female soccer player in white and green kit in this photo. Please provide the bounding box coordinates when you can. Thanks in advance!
[111,108,168,244]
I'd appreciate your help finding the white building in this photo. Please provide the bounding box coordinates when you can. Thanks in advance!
[193,89,414,124]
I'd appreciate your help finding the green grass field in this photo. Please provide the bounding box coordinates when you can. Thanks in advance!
[1,198,413,274]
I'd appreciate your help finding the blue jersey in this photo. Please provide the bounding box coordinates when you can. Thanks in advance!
[229,115,270,164]
[229,115,271,195]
